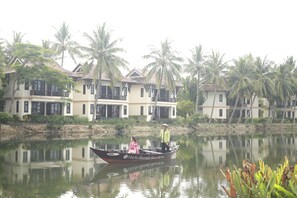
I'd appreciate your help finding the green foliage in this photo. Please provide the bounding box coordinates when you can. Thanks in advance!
[187,113,208,126]
[0,112,13,124]
[114,123,130,136]
[177,100,195,118]
[222,157,297,198]
[31,115,88,124]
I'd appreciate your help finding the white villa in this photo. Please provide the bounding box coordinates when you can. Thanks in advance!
[3,57,74,119]
[3,60,181,121]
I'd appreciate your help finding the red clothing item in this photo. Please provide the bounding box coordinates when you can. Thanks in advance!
[128,141,139,154]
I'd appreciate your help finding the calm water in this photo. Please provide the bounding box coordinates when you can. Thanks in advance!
[0,132,296,198]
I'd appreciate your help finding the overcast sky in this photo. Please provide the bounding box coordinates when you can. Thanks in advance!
[1,0,297,72]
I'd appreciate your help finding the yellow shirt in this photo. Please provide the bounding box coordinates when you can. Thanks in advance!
[160,129,170,144]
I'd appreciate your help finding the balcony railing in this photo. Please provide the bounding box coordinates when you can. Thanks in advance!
[151,97,176,102]
[30,90,69,97]
[98,94,127,100]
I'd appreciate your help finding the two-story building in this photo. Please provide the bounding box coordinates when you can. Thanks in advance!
[4,57,74,119]
[126,68,181,121]
[71,64,135,121]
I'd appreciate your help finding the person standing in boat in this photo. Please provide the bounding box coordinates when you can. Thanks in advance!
[160,124,170,152]
[128,136,139,154]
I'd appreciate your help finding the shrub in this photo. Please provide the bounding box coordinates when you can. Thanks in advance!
[0,112,13,124]
[221,157,297,198]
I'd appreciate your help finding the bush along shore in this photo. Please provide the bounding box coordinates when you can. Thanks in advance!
[1,121,297,142]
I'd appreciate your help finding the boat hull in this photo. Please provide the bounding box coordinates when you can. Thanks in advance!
[90,145,179,164]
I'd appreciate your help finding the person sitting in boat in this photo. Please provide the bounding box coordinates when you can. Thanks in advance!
[128,136,139,154]
[160,123,170,153]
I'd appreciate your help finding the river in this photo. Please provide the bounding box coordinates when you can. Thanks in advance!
[0,132,296,198]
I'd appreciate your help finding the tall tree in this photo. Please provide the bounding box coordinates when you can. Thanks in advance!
[5,31,25,60]
[79,23,129,122]
[227,55,255,124]
[52,22,81,67]
[204,50,228,123]
[143,39,183,121]
[41,40,55,58]
[184,45,205,113]
[6,43,75,113]
[273,57,296,123]
[249,56,274,122]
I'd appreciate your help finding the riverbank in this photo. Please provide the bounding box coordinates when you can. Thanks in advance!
[0,123,297,142]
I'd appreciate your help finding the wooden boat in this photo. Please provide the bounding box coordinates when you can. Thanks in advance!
[90,145,179,164]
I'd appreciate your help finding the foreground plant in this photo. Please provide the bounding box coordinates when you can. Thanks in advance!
[221,157,297,198]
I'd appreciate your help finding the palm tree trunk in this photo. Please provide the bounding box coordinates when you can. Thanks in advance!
[281,100,286,123]
[195,71,200,113]
[237,99,242,124]
[61,50,65,67]
[209,87,217,123]
[93,67,102,122]
[151,88,160,121]
[228,94,240,125]
[249,94,256,123]
[151,73,163,121]
[293,94,297,124]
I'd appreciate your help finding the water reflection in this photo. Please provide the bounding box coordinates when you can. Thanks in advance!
[0,133,296,197]
[91,160,179,198]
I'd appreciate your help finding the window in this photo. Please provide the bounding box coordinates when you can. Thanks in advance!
[82,104,86,114]
[15,151,18,162]
[123,87,127,96]
[90,104,94,114]
[123,105,127,115]
[82,148,85,158]
[16,101,19,113]
[91,84,94,94]
[219,109,223,117]
[219,94,223,102]
[140,106,144,115]
[47,103,62,115]
[83,85,86,94]
[32,102,45,115]
[219,141,223,149]
[66,150,70,161]
[23,151,28,163]
[66,103,71,114]
[24,101,28,113]
[148,106,152,115]
[173,107,176,116]
[24,81,29,90]
[141,88,144,97]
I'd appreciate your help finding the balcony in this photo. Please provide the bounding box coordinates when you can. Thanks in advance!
[98,94,127,100]
[151,97,176,102]
[30,90,69,97]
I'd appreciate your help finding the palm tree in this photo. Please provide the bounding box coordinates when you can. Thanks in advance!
[143,39,183,121]
[227,55,254,124]
[41,40,55,58]
[184,45,205,113]
[80,23,129,122]
[5,31,25,60]
[273,57,296,123]
[249,56,274,122]
[204,50,228,123]
[52,22,81,67]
